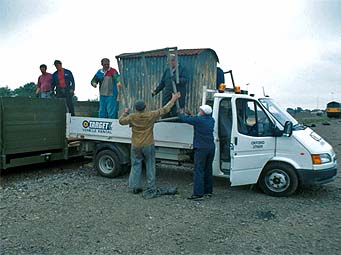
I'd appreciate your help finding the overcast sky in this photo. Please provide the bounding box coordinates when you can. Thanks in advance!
[0,0,340,109]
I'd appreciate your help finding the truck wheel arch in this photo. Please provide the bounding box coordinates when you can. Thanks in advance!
[258,161,299,197]
[94,143,130,177]
[94,142,130,165]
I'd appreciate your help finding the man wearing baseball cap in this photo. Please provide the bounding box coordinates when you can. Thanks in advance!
[179,104,215,201]
[119,92,181,197]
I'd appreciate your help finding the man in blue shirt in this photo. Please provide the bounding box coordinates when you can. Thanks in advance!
[179,105,216,200]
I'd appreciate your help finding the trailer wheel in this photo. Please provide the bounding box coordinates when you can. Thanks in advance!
[94,150,122,178]
[258,162,298,197]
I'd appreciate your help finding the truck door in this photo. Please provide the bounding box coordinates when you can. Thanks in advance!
[230,98,276,186]
[218,98,233,174]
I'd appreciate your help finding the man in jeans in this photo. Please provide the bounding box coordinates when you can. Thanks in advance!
[36,64,52,98]
[179,105,215,201]
[91,58,121,119]
[51,60,75,116]
[119,93,180,195]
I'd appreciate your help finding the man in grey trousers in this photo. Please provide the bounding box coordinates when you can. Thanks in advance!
[119,92,180,195]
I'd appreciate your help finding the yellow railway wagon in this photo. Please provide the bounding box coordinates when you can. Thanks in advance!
[326,101,341,118]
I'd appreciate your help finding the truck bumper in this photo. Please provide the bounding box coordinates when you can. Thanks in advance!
[297,166,338,186]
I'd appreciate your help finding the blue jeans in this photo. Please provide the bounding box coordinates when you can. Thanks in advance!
[40,91,51,98]
[129,144,156,191]
[99,95,117,119]
[193,147,215,196]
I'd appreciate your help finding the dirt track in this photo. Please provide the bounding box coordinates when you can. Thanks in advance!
[1,119,340,255]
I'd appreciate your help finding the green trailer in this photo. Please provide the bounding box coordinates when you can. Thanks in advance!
[0,97,94,170]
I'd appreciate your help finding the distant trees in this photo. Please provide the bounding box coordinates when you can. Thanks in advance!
[286,108,295,115]
[1,83,78,101]
[0,86,13,97]
[296,107,303,113]
[14,82,36,97]
[286,107,305,115]
[0,82,36,97]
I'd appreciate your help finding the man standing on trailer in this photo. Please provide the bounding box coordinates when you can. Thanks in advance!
[36,64,52,98]
[91,58,122,119]
[179,105,215,201]
[51,60,75,116]
[119,93,181,196]
[216,66,225,92]
[152,54,188,118]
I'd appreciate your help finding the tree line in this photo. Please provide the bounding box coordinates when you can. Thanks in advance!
[0,82,36,97]
[0,83,84,101]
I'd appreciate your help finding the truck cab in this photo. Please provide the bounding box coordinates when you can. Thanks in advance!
[211,92,338,196]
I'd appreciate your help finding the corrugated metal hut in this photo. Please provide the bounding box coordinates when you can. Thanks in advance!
[115,47,219,113]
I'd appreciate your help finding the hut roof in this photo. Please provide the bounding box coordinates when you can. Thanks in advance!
[116,48,219,62]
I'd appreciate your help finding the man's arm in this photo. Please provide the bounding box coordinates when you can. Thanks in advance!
[178,113,199,126]
[153,70,167,96]
[69,70,75,91]
[114,71,122,89]
[150,92,180,120]
[177,66,189,85]
[91,73,99,88]
[36,77,41,95]
[51,73,56,94]
[119,109,131,125]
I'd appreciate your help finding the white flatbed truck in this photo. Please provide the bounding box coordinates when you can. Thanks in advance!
[66,87,337,197]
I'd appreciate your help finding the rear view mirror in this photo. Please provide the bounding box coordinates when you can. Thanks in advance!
[283,121,293,137]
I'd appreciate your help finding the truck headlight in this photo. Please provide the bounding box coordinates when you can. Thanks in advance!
[311,153,332,164]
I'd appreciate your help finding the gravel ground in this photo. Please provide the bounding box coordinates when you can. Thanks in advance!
[1,119,340,255]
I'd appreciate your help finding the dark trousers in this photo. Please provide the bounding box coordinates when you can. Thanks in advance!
[162,90,186,119]
[57,89,75,116]
[193,147,215,196]
[163,104,178,119]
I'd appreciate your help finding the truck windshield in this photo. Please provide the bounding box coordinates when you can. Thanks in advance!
[259,98,298,127]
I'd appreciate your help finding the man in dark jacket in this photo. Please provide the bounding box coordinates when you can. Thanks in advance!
[179,105,215,200]
[216,67,225,91]
[51,60,75,116]
[152,54,188,118]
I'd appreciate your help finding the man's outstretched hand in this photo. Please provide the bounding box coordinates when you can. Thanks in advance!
[171,92,181,102]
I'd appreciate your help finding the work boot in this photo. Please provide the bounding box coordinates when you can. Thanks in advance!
[132,188,143,194]
[187,195,203,201]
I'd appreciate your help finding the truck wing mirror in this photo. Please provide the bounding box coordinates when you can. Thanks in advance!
[283,121,293,137]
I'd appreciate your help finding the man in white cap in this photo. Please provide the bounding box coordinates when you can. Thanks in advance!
[179,105,215,200]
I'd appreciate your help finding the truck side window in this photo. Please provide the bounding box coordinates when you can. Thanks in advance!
[236,99,273,137]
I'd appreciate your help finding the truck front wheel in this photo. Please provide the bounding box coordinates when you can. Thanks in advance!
[94,150,122,178]
[259,162,298,197]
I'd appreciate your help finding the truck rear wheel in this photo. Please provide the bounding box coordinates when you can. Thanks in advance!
[259,162,298,197]
[94,150,122,178]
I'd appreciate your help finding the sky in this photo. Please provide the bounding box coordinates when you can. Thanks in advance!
[0,0,340,110]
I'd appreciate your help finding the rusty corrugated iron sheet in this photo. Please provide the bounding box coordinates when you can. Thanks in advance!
[116,48,219,113]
